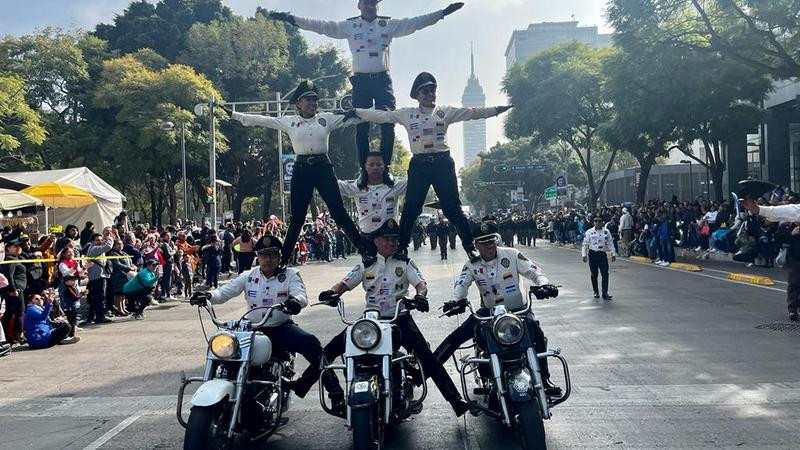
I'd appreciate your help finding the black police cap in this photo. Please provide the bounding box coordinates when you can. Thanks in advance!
[289,80,320,104]
[372,219,400,238]
[410,72,437,99]
[254,235,283,253]
[737,179,775,199]
[473,220,499,243]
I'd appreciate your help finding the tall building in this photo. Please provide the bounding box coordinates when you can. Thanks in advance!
[462,43,487,168]
[505,21,612,69]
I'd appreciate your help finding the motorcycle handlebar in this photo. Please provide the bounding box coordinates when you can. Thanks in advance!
[202,303,286,330]
[326,294,408,325]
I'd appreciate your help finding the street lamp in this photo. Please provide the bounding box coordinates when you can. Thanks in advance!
[161,120,189,222]
[680,159,693,201]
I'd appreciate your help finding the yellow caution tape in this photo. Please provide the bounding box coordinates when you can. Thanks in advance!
[728,273,775,286]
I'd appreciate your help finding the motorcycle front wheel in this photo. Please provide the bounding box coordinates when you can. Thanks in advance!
[351,407,379,450]
[184,404,231,450]
[516,401,546,450]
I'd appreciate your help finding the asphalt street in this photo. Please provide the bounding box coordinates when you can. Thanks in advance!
[2,240,800,450]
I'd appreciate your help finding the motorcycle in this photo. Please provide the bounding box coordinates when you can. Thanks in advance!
[317,295,427,450]
[442,286,571,450]
[177,293,295,450]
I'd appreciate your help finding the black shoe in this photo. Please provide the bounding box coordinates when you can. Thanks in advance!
[602,294,613,301]
[95,317,113,324]
[329,393,346,418]
[543,379,563,397]
[356,169,368,190]
[382,170,395,188]
[451,399,470,417]
[593,292,600,299]
[790,312,799,321]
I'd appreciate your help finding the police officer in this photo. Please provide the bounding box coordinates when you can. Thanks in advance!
[350,72,512,261]
[434,218,562,396]
[269,1,465,188]
[191,236,344,408]
[426,219,438,251]
[411,221,425,251]
[581,216,617,300]
[318,219,471,417]
[221,80,365,268]
[436,217,449,260]
[338,151,407,260]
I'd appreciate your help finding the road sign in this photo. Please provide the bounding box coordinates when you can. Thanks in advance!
[510,164,546,172]
[474,181,518,187]
[493,164,509,174]
[544,186,557,199]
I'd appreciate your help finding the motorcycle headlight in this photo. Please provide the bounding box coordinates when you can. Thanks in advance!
[209,332,239,359]
[351,320,381,350]
[493,314,524,346]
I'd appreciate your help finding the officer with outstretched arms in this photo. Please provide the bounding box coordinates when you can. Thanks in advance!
[434,218,562,396]
[582,216,617,300]
[269,1,465,188]
[190,236,344,409]
[318,219,472,416]
[347,72,512,262]
[220,80,367,268]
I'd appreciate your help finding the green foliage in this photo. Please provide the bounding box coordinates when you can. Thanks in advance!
[0,76,46,152]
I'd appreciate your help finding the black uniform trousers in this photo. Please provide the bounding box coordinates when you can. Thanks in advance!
[259,322,341,398]
[433,312,551,380]
[351,72,396,167]
[786,265,800,314]
[439,235,448,259]
[319,314,462,405]
[398,153,475,256]
[86,278,107,322]
[588,250,610,295]
[281,155,363,266]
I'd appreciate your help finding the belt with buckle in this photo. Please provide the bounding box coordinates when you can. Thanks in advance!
[296,154,329,165]
[352,71,389,79]
[413,151,450,163]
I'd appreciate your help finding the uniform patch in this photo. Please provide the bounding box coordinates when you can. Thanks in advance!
[481,223,489,233]
[518,253,529,261]
[247,290,257,297]
[505,285,516,293]
[378,19,387,27]
[277,273,286,282]
[436,110,445,118]
[501,258,510,268]
[318,117,327,126]
[277,291,288,298]
[395,266,404,277]
[365,272,375,280]
[503,272,513,280]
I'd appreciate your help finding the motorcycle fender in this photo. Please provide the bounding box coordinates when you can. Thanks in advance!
[190,379,235,407]
[348,376,380,408]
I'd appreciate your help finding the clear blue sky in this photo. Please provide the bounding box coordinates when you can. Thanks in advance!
[1,0,612,169]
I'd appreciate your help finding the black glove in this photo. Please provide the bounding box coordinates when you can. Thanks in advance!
[284,297,303,315]
[269,11,296,26]
[542,284,559,298]
[410,294,429,313]
[190,291,211,306]
[336,109,358,122]
[442,299,467,316]
[496,104,514,114]
[530,286,548,300]
[443,2,464,16]
[318,290,340,307]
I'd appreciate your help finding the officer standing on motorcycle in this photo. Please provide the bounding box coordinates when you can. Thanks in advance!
[318,218,471,416]
[191,236,343,408]
[435,217,563,396]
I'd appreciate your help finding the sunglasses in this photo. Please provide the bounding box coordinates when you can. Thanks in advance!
[419,87,436,95]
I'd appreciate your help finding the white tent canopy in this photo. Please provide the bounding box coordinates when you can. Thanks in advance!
[0,167,125,230]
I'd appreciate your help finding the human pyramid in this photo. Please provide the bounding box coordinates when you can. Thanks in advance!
[206,0,542,421]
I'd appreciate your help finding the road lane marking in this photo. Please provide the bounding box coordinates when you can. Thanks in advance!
[81,414,141,450]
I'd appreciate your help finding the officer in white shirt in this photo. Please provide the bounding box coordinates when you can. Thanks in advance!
[338,151,408,261]
[190,236,343,405]
[347,72,513,262]
[220,80,366,268]
[317,218,471,417]
[269,1,465,188]
[581,216,617,300]
[434,218,562,396]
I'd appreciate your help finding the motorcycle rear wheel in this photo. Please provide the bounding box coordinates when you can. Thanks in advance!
[184,404,231,450]
[351,407,379,450]
[516,401,546,450]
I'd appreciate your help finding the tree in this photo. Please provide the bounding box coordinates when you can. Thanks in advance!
[504,42,617,209]
[93,55,226,225]
[608,0,800,79]
[0,76,46,155]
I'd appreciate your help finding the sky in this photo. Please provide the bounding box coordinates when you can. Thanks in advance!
[1,0,613,171]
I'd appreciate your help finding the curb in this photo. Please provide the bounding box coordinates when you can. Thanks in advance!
[669,262,702,272]
[629,256,653,263]
[728,273,775,286]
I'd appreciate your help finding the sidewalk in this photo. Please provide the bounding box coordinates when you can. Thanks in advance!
[670,247,787,284]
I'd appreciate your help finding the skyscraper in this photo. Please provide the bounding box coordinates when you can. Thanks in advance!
[505,21,612,69]
[462,43,487,168]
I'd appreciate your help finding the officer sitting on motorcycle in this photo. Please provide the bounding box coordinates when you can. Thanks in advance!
[318,218,472,416]
[434,217,563,397]
[191,235,344,408]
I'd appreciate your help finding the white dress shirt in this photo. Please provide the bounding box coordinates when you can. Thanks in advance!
[581,227,617,257]
[231,111,360,155]
[338,178,408,233]
[341,256,425,318]
[758,204,800,223]
[210,267,307,326]
[294,12,444,74]
[355,105,499,155]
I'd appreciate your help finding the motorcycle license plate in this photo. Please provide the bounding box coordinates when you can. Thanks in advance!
[354,381,370,393]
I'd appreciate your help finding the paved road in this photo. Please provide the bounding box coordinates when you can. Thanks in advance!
[2,241,800,449]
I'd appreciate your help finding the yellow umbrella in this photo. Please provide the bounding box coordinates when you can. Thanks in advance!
[21,182,96,208]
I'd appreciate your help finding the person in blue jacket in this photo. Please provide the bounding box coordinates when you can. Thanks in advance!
[123,259,160,320]
[24,289,79,348]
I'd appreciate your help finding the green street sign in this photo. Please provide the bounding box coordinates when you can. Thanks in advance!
[493,164,509,174]
[544,186,557,199]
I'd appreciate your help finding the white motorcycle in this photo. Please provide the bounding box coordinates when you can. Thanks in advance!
[317,295,427,450]
[177,292,294,450]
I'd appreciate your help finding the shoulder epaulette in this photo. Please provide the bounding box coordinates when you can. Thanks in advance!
[347,16,360,20]
[377,15,391,19]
